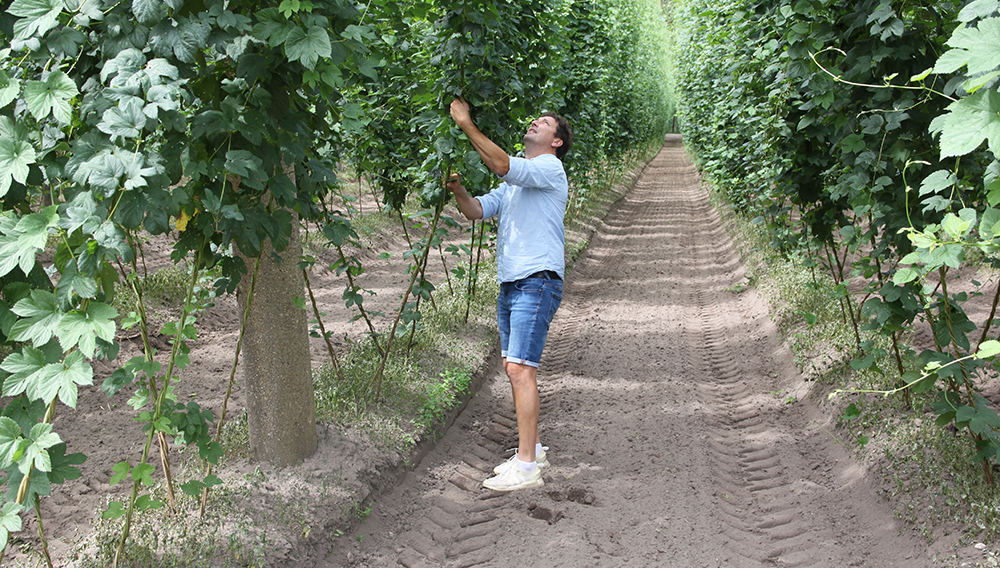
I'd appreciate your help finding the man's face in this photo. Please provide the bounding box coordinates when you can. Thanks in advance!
[524,116,562,150]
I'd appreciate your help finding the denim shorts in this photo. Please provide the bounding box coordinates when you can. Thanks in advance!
[498,274,563,368]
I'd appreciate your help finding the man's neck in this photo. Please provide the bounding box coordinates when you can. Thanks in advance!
[524,147,556,160]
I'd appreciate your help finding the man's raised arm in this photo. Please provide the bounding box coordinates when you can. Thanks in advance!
[449,98,510,177]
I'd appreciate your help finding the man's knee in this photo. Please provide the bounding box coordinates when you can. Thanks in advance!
[506,362,537,386]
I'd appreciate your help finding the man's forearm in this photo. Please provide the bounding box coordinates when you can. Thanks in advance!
[446,180,484,220]
[462,123,510,177]
[450,99,510,176]
[454,190,483,220]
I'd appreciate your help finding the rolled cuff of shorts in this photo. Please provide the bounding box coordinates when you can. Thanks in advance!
[501,353,540,368]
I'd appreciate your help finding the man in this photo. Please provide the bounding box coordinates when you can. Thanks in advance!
[445,97,572,491]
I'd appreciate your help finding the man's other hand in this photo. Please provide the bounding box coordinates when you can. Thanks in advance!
[444,172,463,192]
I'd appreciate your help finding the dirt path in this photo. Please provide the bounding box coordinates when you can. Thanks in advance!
[327,137,932,567]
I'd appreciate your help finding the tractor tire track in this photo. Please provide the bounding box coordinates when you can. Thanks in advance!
[329,136,932,568]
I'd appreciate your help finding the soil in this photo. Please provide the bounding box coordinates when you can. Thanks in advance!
[327,138,961,568]
[3,135,988,567]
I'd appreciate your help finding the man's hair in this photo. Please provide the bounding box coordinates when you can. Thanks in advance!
[542,112,573,160]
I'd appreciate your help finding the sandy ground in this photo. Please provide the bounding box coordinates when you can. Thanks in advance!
[327,138,936,567]
[4,136,970,567]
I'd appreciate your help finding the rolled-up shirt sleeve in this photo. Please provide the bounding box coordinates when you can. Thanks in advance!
[502,156,567,191]
[475,184,505,220]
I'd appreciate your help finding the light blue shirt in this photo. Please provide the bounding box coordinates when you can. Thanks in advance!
[476,154,568,283]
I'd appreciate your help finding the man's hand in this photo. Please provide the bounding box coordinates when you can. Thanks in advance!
[450,98,472,127]
[444,172,464,193]
[443,172,483,220]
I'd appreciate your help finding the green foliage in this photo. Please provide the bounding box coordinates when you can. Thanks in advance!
[674,0,787,214]
[345,0,672,209]
[0,0,381,556]
[675,0,1000,484]
[0,0,672,561]
[334,0,672,396]
[418,367,472,426]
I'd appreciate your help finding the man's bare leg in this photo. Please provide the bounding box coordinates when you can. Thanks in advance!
[504,361,540,463]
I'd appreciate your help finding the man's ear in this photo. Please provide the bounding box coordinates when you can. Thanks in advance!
[551,138,564,149]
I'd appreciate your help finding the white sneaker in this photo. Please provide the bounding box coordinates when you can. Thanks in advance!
[493,447,549,475]
[483,462,543,491]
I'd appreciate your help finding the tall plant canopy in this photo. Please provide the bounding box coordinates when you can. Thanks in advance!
[673,0,1000,483]
[0,0,673,563]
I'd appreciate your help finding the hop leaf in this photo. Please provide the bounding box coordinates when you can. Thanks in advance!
[8,0,64,39]
[0,417,26,469]
[57,302,118,358]
[0,501,23,552]
[283,26,331,70]
[958,0,1000,22]
[23,72,78,125]
[1,346,50,399]
[0,117,35,198]
[977,340,1000,359]
[931,89,1000,159]
[934,18,1000,76]
[0,208,59,281]
[97,98,147,140]
[1,348,93,408]
[20,422,62,474]
[132,0,166,25]
[0,70,21,108]
[918,170,957,196]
